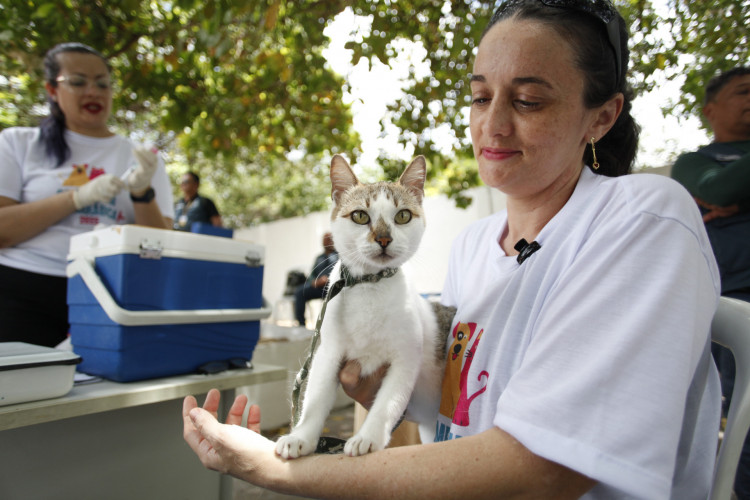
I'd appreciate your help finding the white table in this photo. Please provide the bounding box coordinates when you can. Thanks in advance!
[0,363,286,500]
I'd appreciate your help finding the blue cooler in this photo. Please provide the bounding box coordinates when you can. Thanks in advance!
[66,225,271,382]
[190,222,234,238]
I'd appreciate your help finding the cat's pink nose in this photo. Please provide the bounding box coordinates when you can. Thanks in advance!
[376,236,391,248]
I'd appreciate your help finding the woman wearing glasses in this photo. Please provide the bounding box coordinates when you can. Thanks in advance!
[0,42,174,347]
[183,1,720,498]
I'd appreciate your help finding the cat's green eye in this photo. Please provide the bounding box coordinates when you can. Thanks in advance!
[395,209,412,224]
[351,210,370,225]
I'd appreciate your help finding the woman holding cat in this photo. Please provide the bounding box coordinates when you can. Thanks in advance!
[183,1,720,498]
[0,42,174,347]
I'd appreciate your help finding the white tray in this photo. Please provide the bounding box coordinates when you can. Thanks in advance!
[0,342,81,406]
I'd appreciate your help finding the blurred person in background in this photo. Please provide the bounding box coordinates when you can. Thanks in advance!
[0,42,174,347]
[173,171,222,231]
[294,232,337,327]
[671,65,750,500]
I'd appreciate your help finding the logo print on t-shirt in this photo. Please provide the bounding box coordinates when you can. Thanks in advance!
[63,164,106,187]
[439,321,489,426]
[64,164,118,225]
[63,164,90,186]
[89,167,105,179]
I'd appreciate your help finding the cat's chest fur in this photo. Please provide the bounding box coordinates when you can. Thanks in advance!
[277,154,444,460]
[320,263,426,374]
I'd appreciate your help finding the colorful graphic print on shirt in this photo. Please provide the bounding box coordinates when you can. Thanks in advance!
[438,321,489,429]
[63,163,91,186]
[61,163,125,225]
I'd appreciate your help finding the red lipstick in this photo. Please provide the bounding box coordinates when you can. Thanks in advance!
[481,147,519,161]
[83,103,103,113]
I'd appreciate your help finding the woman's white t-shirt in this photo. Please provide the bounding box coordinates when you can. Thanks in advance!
[437,167,721,499]
[0,127,175,276]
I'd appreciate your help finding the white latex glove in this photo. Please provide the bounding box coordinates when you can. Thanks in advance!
[129,146,159,195]
[72,174,125,209]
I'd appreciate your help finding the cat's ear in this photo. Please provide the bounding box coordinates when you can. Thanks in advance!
[399,156,427,202]
[330,154,359,204]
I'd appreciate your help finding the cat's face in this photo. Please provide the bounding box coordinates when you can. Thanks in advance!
[329,155,427,275]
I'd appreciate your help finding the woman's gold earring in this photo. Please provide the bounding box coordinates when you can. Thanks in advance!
[590,137,600,170]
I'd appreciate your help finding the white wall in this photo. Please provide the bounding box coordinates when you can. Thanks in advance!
[233,186,507,307]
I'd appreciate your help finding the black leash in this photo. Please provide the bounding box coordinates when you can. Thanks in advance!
[290,265,399,427]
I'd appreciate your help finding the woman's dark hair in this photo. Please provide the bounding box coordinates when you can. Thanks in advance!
[40,42,110,166]
[483,0,640,176]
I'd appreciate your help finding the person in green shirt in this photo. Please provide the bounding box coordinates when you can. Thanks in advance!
[672,67,750,295]
[672,67,750,227]
[671,66,750,500]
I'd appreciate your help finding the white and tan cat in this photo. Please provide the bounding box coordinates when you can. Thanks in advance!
[275,154,446,459]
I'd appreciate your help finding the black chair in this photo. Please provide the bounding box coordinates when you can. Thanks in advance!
[284,270,306,296]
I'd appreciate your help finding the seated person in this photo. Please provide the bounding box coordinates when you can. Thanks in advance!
[174,172,222,231]
[294,232,337,326]
[671,65,750,499]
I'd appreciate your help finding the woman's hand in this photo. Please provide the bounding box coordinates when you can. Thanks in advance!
[129,146,159,196]
[129,146,171,228]
[182,389,276,481]
[339,360,389,410]
[72,174,125,209]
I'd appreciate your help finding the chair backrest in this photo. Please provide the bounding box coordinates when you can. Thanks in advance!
[710,296,750,500]
[284,270,307,296]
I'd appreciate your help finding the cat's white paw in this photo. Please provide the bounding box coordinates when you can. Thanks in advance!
[344,431,386,457]
[276,434,316,459]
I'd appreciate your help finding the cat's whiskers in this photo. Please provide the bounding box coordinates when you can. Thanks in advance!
[342,250,394,276]
[312,268,329,283]
[336,247,374,275]
[402,248,431,273]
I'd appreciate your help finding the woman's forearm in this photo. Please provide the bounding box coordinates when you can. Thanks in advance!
[249,427,594,500]
[185,390,595,499]
[0,192,77,248]
[132,199,170,229]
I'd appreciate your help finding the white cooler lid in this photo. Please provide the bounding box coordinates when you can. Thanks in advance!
[0,342,82,370]
[67,225,264,265]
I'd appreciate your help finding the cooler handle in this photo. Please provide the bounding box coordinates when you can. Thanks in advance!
[66,257,272,326]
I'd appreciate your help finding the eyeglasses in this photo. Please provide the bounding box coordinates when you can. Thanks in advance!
[55,75,113,93]
[540,0,623,85]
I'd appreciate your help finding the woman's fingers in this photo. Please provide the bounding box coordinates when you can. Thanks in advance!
[183,396,219,468]
[339,360,389,409]
[201,388,222,417]
[225,394,249,426]
[247,404,262,433]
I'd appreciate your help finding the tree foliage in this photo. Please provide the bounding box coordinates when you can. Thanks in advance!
[625,0,749,123]
[1,0,747,225]
[0,0,357,226]
[347,0,748,181]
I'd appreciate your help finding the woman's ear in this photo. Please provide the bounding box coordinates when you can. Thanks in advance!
[45,81,58,102]
[588,92,624,140]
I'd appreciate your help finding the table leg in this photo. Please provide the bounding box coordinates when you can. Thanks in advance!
[218,388,234,500]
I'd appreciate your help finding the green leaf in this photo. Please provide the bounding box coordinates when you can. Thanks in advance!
[31,3,57,19]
